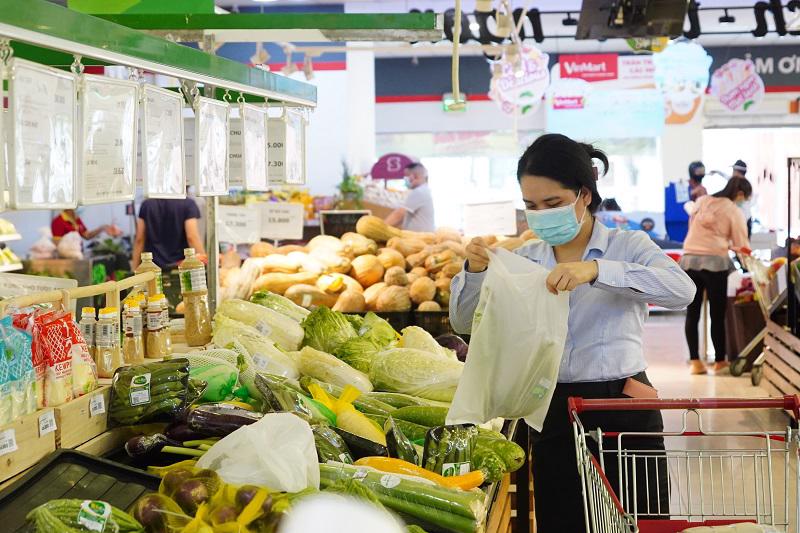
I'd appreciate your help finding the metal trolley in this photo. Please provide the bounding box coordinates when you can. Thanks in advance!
[569,396,800,533]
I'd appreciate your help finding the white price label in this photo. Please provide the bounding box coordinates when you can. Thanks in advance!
[252,354,269,371]
[463,200,517,237]
[0,429,18,457]
[38,411,56,437]
[90,394,106,417]
[259,202,304,241]
[255,321,272,337]
[217,205,262,244]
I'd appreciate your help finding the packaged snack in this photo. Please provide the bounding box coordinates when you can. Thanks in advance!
[39,312,75,407]
[0,317,35,421]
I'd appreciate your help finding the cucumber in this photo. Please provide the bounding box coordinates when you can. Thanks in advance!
[392,406,448,427]
[472,448,506,483]
[27,500,144,533]
[476,436,525,473]
[392,419,431,442]
[365,392,432,409]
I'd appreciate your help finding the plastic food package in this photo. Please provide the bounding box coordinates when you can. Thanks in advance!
[109,359,190,425]
[216,298,304,351]
[369,348,463,402]
[196,412,320,492]
[446,249,570,431]
[212,315,299,379]
[38,311,97,402]
[0,317,35,423]
[185,356,238,402]
[296,346,373,393]
[385,416,420,466]
[26,499,144,532]
[29,228,56,260]
[422,425,478,478]
[312,424,354,464]
[56,231,84,259]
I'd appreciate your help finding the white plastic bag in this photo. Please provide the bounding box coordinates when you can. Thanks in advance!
[56,231,83,259]
[196,412,319,492]
[29,228,57,259]
[446,248,570,431]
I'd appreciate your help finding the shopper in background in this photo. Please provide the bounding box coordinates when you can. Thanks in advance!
[688,161,708,200]
[132,198,206,270]
[681,176,752,375]
[384,162,435,232]
[51,208,119,243]
[451,133,695,533]
[732,159,753,236]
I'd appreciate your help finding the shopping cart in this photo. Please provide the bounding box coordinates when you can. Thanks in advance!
[569,396,800,533]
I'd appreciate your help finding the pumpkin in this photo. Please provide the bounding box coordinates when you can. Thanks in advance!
[260,254,301,274]
[417,301,442,312]
[410,266,428,278]
[356,215,402,242]
[287,251,326,275]
[440,261,463,278]
[376,285,412,312]
[317,273,364,294]
[310,248,352,274]
[285,284,338,308]
[384,266,408,287]
[435,227,462,244]
[406,271,422,284]
[377,248,406,270]
[275,244,308,255]
[341,232,378,256]
[440,241,467,257]
[350,255,385,288]
[406,248,431,269]
[424,250,456,273]
[364,282,387,311]
[409,277,436,305]
[435,277,452,307]
[387,237,427,257]
[250,241,276,258]
[252,272,319,295]
[308,235,352,256]
[333,290,366,313]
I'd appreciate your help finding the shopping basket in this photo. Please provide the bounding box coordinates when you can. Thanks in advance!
[569,396,800,533]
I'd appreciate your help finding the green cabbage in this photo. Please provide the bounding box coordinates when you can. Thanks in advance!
[359,313,397,346]
[399,326,452,358]
[334,313,398,373]
[369,348,463,402]
[302,307,358,354]
[297,346,373,393]
[250,290,310,323]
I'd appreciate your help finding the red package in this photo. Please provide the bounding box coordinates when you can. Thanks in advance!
[30,310,58,409]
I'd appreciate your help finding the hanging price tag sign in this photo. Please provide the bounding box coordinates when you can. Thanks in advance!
[217,205,262,244]
[268,109,306,187]
[242,104,269,192]
[228,118,243,188]
[194,97,230,196]
[260,202,305,241]
[142,85,186,199]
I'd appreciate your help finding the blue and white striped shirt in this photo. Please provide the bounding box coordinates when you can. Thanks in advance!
[450,221,696,383]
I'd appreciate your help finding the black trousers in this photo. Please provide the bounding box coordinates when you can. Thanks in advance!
[531,372,667,533]
[684,269,729,362]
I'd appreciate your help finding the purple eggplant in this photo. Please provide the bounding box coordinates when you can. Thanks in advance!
[125,433,182,458]
[164,422,208,442]
[436,334,469,362]
[186,404,263,437]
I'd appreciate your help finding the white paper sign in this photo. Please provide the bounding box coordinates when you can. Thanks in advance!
[0,429,18,457]
[142,85,185,199]
[217,205,262,244]
[228,117,243,188]
[0,273,78,313]
[260,202,305,240]
[268,109,306,187]
[242,104,269,191]
[463,201,517,236]
[8,59,78,209]
[195,97,230,196]
[267,116,287,187]
[38,410,56,437]
[79,75,138,205]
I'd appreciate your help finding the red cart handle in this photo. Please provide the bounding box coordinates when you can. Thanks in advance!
[568,395,800,422]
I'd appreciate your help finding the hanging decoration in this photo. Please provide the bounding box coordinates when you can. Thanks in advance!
[709,58,765,112]
[625,36,669,54]
[652,40,712,124]
[489,44,550,116]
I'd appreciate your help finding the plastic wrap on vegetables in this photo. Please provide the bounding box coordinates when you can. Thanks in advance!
[213,315,298,379]
[184,355,238,402]
[369,348,463,402]
[110,359,190,425]
[254,373,336,425]
[216,298,304,351]
[0,317,35,422]
[187,403,263,437]
[301,307,357,354]
[385,416,420,466]
[312,424,353,464]
[26,499,145,533]
[299,377,394,416]
[422,425,478,478]
[297,346,373,393]
[250,290,310,323]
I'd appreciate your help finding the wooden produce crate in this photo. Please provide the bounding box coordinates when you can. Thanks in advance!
[485,474,513,533]
[53,386,111,449]
[762,320,800,398]
[0,409,57,483]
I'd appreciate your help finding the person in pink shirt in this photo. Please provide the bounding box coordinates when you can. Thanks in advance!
[681,177,752,375]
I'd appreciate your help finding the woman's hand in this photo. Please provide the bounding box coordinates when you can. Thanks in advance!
[465,237,490,273]
[546,261,599,295]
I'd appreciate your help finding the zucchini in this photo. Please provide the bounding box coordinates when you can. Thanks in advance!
[393,419,431,442]
[476,436,525,473]
[333,427,389,460]
[392,406,448,427]
[472,448,506,484]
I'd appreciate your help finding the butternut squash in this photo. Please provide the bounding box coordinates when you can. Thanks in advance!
[417,301,442,312]
[387,237,427,257]
[250,241,276,258]
[439,261,463,279]
[384,266,408,287]
[406,271,422,284]
[333,290,366,313]
[275,244,308,255]
[350,255,385,288]
[410,266,428,278]
[405,247,432,269]
[341,232,378,256]
[435,227,463,244]
[310,248,352,274]
[287,251,326,275]
[363,282,387,311]
[317,273,364,294]
[440,240,467,257]
[308,235,352,256]
[376,285,412,312]
[400,230,437,244]
[260,254,301,274]
[377,248,406,270]
[356,215,402,243]
[424,250,457,273]
[285,284,338,308]
[252,272,319,295]
[409,277,436,305]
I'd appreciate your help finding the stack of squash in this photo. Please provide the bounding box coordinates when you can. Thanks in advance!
[220,215,536,313]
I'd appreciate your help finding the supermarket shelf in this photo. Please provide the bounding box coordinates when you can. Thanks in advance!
[0,263,23,273]
[0,234,22,243]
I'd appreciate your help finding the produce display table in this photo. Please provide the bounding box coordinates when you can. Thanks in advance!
[762,320,800,398]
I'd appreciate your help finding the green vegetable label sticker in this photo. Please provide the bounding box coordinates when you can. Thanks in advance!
[380,474,401,489]
[338,453,353,465]
[442,461,471,477]
[532,377,553,400]
[78,500,111,532]
[129,372,152,406]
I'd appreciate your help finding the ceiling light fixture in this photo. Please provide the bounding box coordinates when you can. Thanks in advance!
[718,8,735,24]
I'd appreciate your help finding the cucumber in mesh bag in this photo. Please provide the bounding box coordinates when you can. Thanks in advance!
[179,352,239,402]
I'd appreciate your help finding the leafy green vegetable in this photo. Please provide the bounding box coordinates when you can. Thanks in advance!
[359,313,397,346]
[334,336,383,374]
[250,291,310,323]
[217,298,304,351]
[369,348,463,402]
[345,314,364,331]
[302,307,358,354]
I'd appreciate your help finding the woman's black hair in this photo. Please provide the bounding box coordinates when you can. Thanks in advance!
[688,161,705,182]
[517,133,609,213]
[713,176,752,201]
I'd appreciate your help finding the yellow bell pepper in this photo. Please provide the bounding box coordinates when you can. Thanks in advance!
[354,457,485,491]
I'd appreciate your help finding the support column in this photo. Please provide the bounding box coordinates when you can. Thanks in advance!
[346,43,376,175]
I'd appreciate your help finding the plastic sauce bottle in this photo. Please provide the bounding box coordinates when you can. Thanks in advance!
[146,296,168,358]
[95,307,123,378]
[79,307,96,361]
[178,248,212,347]
[122,299,145,364]
[135,251,164,295]
[157,294,173,355]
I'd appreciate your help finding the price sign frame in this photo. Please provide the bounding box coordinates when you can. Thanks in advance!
[228,116,243,188]
[241,103,269,192]
[260,202,305,241]
[78,75,139,205]
[0,273,78,314]
[268,108,306,187]
[141,84,186,199]
[8,58,78,210]
[217,204,262,244]
[462,200,518,237]
[320,210,372,238]
[194,96,230,197]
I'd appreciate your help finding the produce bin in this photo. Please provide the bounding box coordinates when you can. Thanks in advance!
[0,409,57,484]
[53,386,111,449]
[414,310,456,337]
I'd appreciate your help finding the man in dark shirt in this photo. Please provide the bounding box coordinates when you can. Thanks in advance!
[133,198,206,269]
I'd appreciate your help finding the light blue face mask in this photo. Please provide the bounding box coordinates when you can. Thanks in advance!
[525,195,587,246]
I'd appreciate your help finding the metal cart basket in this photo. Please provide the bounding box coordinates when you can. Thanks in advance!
[569,396,800,533]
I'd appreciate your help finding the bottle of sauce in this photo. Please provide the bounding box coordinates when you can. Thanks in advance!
[178,248,212,346]
[122,299,145,364]
[135,252,164,295]
[146,296,167,358]
[157,294,173,355]
[79,307,96,361]
[96,307,123,378]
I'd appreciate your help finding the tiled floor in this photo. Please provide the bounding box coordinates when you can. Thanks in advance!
[633,313,798,531]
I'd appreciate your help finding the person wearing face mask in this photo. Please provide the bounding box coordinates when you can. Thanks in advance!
[681,176,752,375]
[450,134,695,532]
[688,161,708,200]
[384,162,435,232]
[51,208,119,243]
[731,160,753,236]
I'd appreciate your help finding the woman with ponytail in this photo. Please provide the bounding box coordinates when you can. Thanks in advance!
[450,133,696,531]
